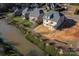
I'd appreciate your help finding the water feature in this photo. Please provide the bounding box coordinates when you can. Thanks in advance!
[0,18,45,56]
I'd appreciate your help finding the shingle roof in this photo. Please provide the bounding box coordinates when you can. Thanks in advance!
[29,8,44,17]
[43,10,60,22]
[22,7,28,16]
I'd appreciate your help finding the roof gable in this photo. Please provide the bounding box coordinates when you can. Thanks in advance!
[22,7,28,15]
[29,8,44,17]
[43,11,60,22]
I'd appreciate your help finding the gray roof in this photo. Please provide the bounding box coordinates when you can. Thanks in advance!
[29,8,43,17]
[22,7,28,16]
[43,11,60,22]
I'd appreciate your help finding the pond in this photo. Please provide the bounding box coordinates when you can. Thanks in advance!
[0,19,45,56]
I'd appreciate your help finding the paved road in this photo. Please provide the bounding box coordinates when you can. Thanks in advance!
[0,19,45,56]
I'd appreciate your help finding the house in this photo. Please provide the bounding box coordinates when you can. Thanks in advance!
[13,7,24,16]
[22,7,36,20]
[43,10,65,31]
[53,3,68,11]
[22,6,35,20]
[29,8,44,24]
[47,3,54,10]
[13,4,30,17]
[30,3,39,8]
[22,7,28,17]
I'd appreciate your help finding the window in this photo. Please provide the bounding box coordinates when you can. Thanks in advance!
[32,18,35,21]
[39,10,44,14]
[46,20,48,22]
[59,13,64,16]
[50,14,53,19]
[47,16,50,19]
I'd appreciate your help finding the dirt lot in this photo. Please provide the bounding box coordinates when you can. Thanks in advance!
[64,5,79,15]
[33,19,79,48]
[33,5,79,48]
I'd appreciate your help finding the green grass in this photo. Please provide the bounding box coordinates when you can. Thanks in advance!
[63,49,77,56]
[12,16,24,23]
[22,20,33,28]
[25,32,59,56]
[25,31,77,56]
[10,16,33,28]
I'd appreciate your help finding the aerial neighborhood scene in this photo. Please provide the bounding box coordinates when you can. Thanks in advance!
[0,3,79,56]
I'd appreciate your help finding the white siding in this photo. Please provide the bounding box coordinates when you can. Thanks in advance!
[43,19,57,31]
[43,19,49,27]
[29,17,37,24]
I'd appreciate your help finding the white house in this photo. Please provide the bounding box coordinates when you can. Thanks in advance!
[29,8,44,24]
[43,11,65,31]
[22,7,30,20]
[22,7,28,16]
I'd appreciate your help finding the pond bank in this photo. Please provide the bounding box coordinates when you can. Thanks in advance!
[0,19,46,56]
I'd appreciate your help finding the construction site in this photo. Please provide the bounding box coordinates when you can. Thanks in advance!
[33,4,79,49]
[0,3,79,56]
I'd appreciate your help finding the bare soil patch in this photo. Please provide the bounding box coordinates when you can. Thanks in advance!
[33,19,79,48]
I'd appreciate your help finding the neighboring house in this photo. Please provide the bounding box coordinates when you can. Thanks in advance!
[22,7,28,17]
[29,8,44,24]
[13,4,29,16]
[47,3,54,10]
[53,3,68,11]
[22,6,36,20]
[13,7,23,16]
[30,3,39,8]
[22,7,35,20]
[43,10,65,31]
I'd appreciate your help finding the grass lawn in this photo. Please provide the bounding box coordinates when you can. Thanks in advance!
[12,16,23,22]
[25,32,60,56]
[11,16,33,28]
